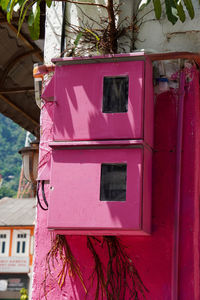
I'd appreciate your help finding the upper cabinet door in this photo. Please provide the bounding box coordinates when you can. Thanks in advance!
[52,58,153,146]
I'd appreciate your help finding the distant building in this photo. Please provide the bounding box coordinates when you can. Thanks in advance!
[0,197,35,299]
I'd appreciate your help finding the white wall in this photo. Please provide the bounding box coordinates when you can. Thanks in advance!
[44,2,63,63]
[135,0,200,52]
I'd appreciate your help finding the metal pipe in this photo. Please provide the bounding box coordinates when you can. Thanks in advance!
[33,64,55,78]
[172,69,185,300]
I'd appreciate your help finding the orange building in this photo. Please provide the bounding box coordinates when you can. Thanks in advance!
[0,197,35,299]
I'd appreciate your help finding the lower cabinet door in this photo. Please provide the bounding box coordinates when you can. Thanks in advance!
[47,145,152,235]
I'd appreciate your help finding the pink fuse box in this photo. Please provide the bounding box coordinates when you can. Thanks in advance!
[49,53,153,146]
[47,140,152,235]
[43,53,153,235]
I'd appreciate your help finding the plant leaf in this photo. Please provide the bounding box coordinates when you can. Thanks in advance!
[165,0,178,24]
[28,3,40,40]
[74,32,82,47]
[45,0,52,8]
[28,9,34,26]
[7,0,17,23]
[153,0,162,19]
[183,0,194,19]
[138,0,151,11]
[18,0,31,24]
[0,0,11,11]
[18,0,25,7]
[18,0,35,35]
[174,1,186,23]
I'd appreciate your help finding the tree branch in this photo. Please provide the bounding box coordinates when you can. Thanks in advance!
[107,0,117,53]
[65,0,107,9]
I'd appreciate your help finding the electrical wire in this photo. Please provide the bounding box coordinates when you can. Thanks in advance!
[61,1,67,56]
[36,180,48,211]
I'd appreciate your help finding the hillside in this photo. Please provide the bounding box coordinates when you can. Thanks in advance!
[0,113,26,198]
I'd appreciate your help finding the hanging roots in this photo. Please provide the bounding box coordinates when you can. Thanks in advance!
[87,236,106,300]
[43,235,148,299]
[87,236,148,300]
[43,234,87,299]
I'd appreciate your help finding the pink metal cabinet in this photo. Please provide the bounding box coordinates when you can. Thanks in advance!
[43,53,153,235]
[51,54,153,147]
[47,141,152,235]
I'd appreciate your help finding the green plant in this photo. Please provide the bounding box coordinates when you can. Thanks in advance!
[139,0,195,24]
[0,0,197,41]
[0,114,26,199]
[20,288,28,300]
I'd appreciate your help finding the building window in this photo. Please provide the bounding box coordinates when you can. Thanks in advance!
[12,230,30,256]
[102,76,129,113]
[100,163,127,202]
[0,230,10,256]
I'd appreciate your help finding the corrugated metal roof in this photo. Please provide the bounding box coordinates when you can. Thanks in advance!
[0,197,36,226]
[0,9,43,137]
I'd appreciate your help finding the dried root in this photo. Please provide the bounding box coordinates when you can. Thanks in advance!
[43,234,87,299]
[87,236,148,300]
[43,235,148,300]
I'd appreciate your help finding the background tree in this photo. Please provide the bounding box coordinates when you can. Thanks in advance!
[0,114,26,199]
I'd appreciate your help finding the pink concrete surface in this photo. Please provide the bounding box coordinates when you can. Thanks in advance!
[37,101,55,181]
[52,58,153,146]
[32,65,200,299]
[41,76,54,102]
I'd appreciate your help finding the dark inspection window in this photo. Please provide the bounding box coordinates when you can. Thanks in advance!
[102,76,129,113]
[100,163,127,202]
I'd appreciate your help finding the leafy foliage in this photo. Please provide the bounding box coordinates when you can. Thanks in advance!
[28,2,40,40]
[0,114,26,199]
[20,288,28,300]
[0,0,197,41]
[153,0,162,19]
[139,0,195,24]
[0,0,52,40]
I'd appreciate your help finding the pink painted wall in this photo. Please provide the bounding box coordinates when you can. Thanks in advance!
[32,65,200,299]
